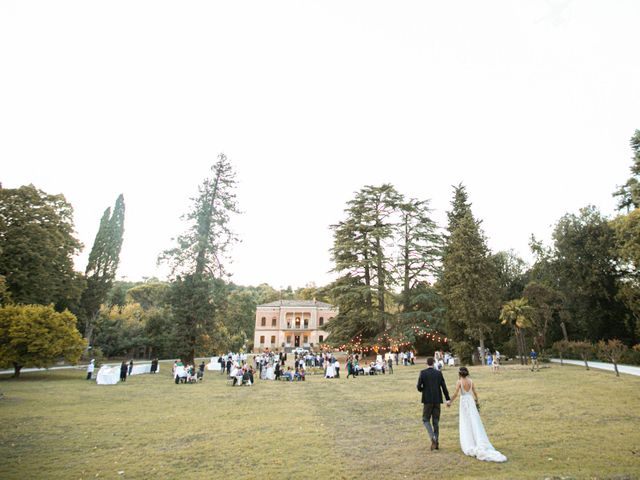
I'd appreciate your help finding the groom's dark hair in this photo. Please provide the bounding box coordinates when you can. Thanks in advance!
[426,357,434,366]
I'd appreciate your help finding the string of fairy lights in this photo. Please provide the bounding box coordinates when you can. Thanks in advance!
[336,321,448,353]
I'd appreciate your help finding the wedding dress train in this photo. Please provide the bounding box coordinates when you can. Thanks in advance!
[458,380,507,462]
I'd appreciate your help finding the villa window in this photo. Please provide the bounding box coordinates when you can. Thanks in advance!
[271,335,276,344]
[319,317,324,326]
[295,317,301,328]
[304,319,308,328]
[286,335,292,344]
[271,317,277,326]
[319,335,324,343]
[303,335,308,344]
[260,336,265,344]
[261,317,266,326]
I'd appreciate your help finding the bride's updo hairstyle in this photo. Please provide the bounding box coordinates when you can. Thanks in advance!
[458,367,470,377]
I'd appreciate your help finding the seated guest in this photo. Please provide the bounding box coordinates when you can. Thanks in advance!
[242,368,252,386]
[294,367,301,381]
[283,367,294,381]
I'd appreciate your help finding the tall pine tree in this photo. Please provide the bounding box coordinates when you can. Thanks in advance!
[159,154,240,362]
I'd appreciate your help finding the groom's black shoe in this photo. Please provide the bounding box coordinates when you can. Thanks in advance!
[435,440,439,450]
[430,438,437,451]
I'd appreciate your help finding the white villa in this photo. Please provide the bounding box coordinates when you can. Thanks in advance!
[253,300,337,352]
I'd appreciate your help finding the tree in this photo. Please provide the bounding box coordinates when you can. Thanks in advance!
[612,209,640,345]
[552,207,630,342]
[167,275,231,360]
[328,184,402,346]
[492,250,528,302]
[523,281,567,349]
[441,185,500,364]
[499,298,533,365]
[0,304,85,377]
[597,339,627,377]
[0,274,9,305]
[79,194,125,346]
[159,153,239,278]
[439,184,471,345]
[397,198,442,312]
[613,129,640,211]
[0,185,84,310]
[568,340,594,370]
[159,154,240,363]
[93,303,149,358]
[552,339,571,366]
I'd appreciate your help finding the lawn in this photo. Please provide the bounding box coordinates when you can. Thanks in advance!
[0,359,639,480]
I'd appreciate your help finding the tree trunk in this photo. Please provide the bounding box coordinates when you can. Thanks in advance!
[560,321,569,342]
[613,360,619,377]
[402,218,410,312]
[375,238,385,317]
[12,362,22,378]
[559,351,563,366]
[516,328,526,365]
[582,355,589,370]
[478,335,486,366]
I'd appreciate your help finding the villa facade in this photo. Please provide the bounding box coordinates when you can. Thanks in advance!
[253,300,337,352]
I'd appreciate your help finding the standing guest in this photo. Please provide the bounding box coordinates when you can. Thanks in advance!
[226,357,233,375]
[128,359,133,376]
[530,348,539,372]
[120,361,128,382]
[335,359,340,378]
[387,357,394,374]
[86,359,95,380]
[410,351,415,365]
[486,353,493,369]
[346,357,354,378]
[199,361,205,376]
[172,360,177,377]
[151,358,159,374]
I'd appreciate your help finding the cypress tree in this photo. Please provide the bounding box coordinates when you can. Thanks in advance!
[440,185,500,363]
[80,194,126,346]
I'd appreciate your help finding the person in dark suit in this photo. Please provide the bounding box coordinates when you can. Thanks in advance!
[120,361,128,382]
[417,357,451,450]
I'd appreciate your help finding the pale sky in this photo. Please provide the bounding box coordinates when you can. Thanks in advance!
[1,1,639,289]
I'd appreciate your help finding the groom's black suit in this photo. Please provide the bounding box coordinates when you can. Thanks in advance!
[417,366,450,446]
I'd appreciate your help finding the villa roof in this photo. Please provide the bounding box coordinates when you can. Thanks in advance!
[257,299,335,309]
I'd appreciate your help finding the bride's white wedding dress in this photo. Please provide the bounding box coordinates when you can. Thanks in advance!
[459,379,507,462]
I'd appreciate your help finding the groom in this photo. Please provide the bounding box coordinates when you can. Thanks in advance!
[417,357,451,450]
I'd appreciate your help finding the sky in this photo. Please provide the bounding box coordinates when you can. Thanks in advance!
[1,1,639,289]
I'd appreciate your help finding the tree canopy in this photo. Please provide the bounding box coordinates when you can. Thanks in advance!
[0,304,85,377]
[0,185,84,310]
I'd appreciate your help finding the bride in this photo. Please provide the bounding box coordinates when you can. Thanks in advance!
[448,367,507,462]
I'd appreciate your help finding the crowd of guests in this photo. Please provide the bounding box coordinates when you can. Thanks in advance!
[478,348,502,373]
[172,359,206,384]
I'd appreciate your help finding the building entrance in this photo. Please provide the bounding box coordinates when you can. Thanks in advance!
[294,335,300,347]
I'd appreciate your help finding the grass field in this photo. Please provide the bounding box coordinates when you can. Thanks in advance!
[1,359,639,480]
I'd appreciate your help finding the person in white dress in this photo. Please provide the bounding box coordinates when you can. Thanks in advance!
[448,367,507,463]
